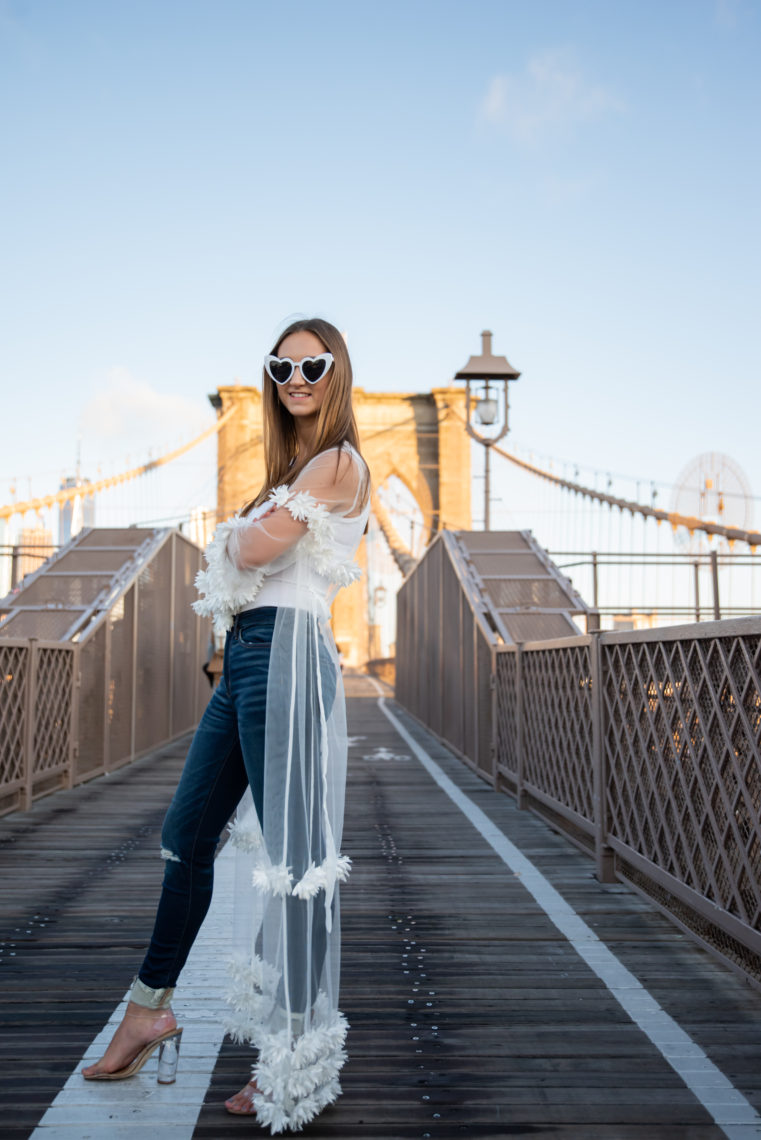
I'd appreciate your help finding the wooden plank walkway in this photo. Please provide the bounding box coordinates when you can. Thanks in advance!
[2,672,761,1139]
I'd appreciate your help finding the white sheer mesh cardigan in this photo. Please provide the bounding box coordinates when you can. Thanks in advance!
[192,443,370,1133]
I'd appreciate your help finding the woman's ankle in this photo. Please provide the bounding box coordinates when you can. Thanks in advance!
[128,975,175,1010]
[123,1001,176,1030]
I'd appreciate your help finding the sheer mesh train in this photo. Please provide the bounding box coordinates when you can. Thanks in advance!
[192,443,370,1133]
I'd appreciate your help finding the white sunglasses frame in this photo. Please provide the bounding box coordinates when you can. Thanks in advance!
[263,352,334,386]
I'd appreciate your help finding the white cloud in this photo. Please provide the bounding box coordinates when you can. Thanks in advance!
[80,367,212,448]
[478,48,623,144]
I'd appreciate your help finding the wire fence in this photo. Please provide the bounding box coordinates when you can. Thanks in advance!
[0,530,211,816]
[396,535,761,986]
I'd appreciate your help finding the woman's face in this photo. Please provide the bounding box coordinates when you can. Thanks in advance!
[273,330,332,423]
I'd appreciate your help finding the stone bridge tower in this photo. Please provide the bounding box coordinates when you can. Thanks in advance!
[212,384,471,666]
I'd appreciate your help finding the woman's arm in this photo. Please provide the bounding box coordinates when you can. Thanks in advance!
[227,448,364,572]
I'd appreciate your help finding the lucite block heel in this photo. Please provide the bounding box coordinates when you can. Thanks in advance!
[157,1028,182,1084]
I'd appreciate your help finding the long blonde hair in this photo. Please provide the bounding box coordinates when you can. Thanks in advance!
[242,317,370,516]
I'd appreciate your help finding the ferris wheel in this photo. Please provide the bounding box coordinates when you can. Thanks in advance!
[671,452,754,551]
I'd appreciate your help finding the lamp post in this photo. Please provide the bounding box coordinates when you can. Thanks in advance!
[455,330,521,531]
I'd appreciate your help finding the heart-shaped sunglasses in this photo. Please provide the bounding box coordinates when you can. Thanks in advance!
[264,352,334,386]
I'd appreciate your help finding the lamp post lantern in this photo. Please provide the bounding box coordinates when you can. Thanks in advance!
[454,330,521,530]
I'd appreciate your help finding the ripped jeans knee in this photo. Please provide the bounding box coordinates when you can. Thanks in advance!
[158,819,216,894]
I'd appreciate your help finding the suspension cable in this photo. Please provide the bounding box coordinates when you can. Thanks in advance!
[1,406,237,521]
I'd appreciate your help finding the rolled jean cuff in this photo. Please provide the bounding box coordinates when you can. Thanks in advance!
[130,975,175,1009]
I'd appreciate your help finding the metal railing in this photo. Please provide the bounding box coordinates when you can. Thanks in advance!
[0,530,211,816]
[550,548,761,628]
[396,533,761,984]
[0,542,60,596]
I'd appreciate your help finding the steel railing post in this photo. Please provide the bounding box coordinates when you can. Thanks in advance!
[23,639,38,810]
[516,644,526,810]
[592,633,615,883]
[711,550,721,620]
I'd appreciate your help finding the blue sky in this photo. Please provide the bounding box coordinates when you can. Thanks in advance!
[1,0,759,541]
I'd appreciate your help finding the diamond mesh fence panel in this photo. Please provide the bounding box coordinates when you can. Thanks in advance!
[521,643,595,827]
[496,649,518,779]
[33,648,73,780]
[0,530,210,812]
[603,633,761,935]
[395,535,761,969]
[619,857,761,984]
[0,643,28,806]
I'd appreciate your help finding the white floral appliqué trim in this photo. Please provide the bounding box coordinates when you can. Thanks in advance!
[224,959,349,1134]
[191,484,363,633]
[191,512,265,634]
[292,854,352,900]
[252,1004,349,1134]
[252,859,294,897]
[224,953,280,1045]
[251,852,351,900]
[227,811,263,854]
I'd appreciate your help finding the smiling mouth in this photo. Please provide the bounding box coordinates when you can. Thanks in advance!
[288,391,311,399]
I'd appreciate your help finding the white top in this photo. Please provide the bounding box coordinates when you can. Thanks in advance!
[239,452,369,618]
[192,443,370,632]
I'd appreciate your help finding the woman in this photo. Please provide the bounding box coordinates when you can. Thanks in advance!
[82,316,371,1133]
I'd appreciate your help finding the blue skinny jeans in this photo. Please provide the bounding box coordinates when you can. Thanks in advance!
[138,606,336,1009]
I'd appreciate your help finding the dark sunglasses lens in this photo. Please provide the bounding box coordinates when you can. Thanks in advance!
[301,357,327,384]
[270,359,293,384]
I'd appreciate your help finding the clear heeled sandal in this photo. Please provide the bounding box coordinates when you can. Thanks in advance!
[83,1025,183,1082]
[83,978,183,1084]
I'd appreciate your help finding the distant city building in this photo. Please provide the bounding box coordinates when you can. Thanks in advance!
[17,526,54,582]
[59,476,95,545]
[188,506,216,550]
[0,518,10,599]
[611,611,659,632]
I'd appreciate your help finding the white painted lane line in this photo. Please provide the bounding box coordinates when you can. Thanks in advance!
[372,685,761,1140]
[31,842,237,1138]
